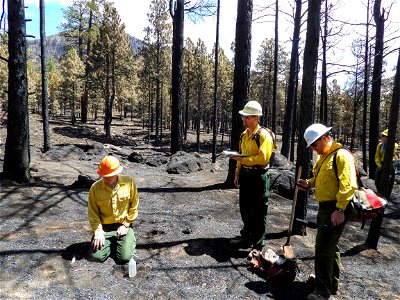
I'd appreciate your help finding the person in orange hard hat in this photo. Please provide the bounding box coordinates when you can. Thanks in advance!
[87,155,139,264]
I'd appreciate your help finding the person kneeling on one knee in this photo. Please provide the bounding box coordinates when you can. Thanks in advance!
[87,155,139,265]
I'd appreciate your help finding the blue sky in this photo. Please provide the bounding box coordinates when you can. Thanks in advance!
[25,1,65,38]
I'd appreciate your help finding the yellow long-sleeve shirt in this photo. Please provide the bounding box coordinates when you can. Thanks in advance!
[374,142,398,168]
[88,175,139,234]
[235,125,274,176]
[307,142,358,210]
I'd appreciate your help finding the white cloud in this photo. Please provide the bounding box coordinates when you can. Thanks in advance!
[111,1,151,41]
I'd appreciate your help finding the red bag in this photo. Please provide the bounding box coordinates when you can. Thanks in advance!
[345,188,387,228]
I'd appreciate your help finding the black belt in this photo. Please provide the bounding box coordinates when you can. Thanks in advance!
[318,200,337,208]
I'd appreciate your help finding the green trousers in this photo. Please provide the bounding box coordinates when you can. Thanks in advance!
[89,226,136,264]
[315,201,346,297]
[374,166,395,196]
[239,168,270,249]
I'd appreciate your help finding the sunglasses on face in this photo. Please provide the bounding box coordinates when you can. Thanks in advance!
[311,136,323,147]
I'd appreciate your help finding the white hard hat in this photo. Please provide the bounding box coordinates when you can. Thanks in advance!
[304,123,332,147]
[239,101,263,116]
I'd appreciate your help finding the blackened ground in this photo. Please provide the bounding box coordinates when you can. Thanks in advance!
[0,115,399,300]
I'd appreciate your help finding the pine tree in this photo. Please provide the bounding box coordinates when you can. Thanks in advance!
[148,0,172,146]
[60,0,101,123]
[60,49,84,125]
[47,59,62,116]
[90,2,133,138]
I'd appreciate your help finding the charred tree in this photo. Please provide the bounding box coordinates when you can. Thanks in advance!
[4,0,31,182]
[170,0,184,154]
[362,0,371,172]
[212,0,220,163]
[271,0,278,133]
[293,0,322,235]
[226,0,253,186]
[319,0,328,124]
[40,0,51,152]
[281,0,302,158]
[369,0,386,179]
[367,49,400,249]
[377,49,400,199]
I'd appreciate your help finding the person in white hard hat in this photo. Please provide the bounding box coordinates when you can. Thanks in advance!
[296,124,358,300]
[229,101,275,250]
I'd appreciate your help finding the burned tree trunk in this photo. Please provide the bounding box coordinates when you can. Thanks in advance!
[369,0,385,179]
[4,0,31,182]
[294,0,322,235]
[226,0,253,186]
[40,0,51,152]
[281,0,302,158]
[170,0,184,154]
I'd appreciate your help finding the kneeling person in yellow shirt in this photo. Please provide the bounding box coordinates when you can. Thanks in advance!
[87,155,139,264]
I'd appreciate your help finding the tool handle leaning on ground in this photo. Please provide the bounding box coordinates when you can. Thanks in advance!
[285,166,302,245]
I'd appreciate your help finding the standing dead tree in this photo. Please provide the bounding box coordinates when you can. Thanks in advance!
[3,0,31,182]
[40,0,51,152]
[369,0,387,179]
[169,0,214,154]
[226,0,253,186]
[294,0,322,235]
[281,0,302,158]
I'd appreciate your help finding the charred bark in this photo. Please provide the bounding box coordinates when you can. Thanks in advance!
[226,0,253,186]
[4,0,31,182]
[170,0,184,154]
[293,0,322,235]
[281,0,302,158]
[369,0,385,178]
[40,0,51,152]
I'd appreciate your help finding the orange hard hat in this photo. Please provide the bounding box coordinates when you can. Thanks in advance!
[96,155,123,177]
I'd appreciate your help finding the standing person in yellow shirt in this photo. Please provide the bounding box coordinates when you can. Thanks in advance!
[297,124,358,300]
[87,155,139,264]
[230,101,275,250]
[374,129,398,195]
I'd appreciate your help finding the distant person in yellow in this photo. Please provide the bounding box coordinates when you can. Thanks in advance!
[87,155,139,264]
[374,129,398,195]
[230,101,275,250]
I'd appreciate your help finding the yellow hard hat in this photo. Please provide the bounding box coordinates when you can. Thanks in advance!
[381,129,388,136]
[96,155,123,177]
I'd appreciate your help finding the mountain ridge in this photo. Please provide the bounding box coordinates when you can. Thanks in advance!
[27,33,142,62]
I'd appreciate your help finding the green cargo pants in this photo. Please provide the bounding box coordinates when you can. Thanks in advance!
[88,224,136,264]
[315,201,346,298]
[239,167,270,249]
